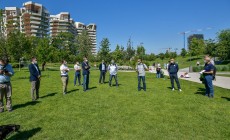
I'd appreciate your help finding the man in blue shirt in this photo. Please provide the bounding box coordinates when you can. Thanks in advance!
[0,58,14,113]
[201,55,215,98]
[82,57,91,91]
[99,60,107,84]
[28,57,41,101]
[168,58,182,92]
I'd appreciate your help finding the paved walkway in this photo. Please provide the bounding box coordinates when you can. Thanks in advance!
[161,68,230,89]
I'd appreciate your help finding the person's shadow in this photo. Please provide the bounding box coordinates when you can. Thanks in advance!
[221,97,230,101]
[8,127,41,140]
[13,101,40,110]
[40,92,57,99]
[194,88,206,96]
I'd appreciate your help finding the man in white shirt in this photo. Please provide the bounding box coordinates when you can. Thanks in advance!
[136,59,148,91]
[108,60,118,87]
[60,60,69,94]
[74,61,81,86]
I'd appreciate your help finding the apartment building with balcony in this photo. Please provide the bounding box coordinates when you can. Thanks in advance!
[50,12,77,37]
[21,1,49,37]
[75,22,97,54]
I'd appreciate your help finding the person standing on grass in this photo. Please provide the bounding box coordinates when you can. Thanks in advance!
[82,57,90,91]
[168,58,182,92]
[108,60,118,87]
[74,61,81,86]
[156,64,161,78]
[29,57,41,101]
[200,55,215,98]
[136,59,148,91]
[99,60,107,84]
[0,58,14,113]
[60,60,69,95]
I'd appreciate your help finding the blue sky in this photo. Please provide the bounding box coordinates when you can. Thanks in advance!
[1,0,230,54]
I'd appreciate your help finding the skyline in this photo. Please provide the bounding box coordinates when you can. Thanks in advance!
[1,0,230,54]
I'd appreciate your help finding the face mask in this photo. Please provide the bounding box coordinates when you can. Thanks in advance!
[204,60,207,63]
[34,61,37,64]
[170,61,174,64]
[65,62,67,65]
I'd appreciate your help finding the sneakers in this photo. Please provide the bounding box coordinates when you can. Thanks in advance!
[172,88,175,91]
[172,88,182,92]
[179,89,182,92]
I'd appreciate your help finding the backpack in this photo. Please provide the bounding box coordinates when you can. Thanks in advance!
[212,66,217,80]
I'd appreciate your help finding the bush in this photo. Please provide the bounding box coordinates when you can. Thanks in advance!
[193,65,230,72]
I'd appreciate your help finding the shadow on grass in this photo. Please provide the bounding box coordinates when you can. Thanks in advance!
[88,86,97,90]
[8,127,41,140]
[40,92,57,99]
[13,101,40,110]
[221,97,230,101]
[194,88,206,96]
[67,89,79,94]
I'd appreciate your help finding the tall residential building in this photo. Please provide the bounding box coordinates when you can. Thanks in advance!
[187,34,204,49]
[2,7,21,36]
[21,1,49,37]
[75,22,97,54]
[50,12,76,37]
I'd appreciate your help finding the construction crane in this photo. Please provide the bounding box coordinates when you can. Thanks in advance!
[179,27,212,50]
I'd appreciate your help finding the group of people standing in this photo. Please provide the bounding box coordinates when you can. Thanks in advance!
[0,55,215,113]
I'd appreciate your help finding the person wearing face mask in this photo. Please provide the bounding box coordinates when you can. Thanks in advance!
[0,58,14,113]
[200,55,215,98]
[82,57,91,91]
[60,60,70,95]
[108,60,118,87]
[136,59,148,91]
[168,58,182,92]
[99,60,107,84]
[74,61,81,86]
[29,57,41,101]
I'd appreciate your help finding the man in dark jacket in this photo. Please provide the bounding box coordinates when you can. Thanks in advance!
[82,57,90,91]
[168,58,182,92]
[99,60,107,84]
[28,57,41,101]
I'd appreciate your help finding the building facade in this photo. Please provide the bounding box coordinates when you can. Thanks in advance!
[50,12,77,37]
[75,22,97,54]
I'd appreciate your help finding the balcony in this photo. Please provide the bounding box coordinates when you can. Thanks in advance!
[30,21,41,25]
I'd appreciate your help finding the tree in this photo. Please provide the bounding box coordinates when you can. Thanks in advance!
[165,50,170,58]
[169,52,177,59]
[98,38,111,62]
[76,30,93,59]
[189,38,205,58]
[158,53,165,61]
[217,29,230,59]
[125,38,135,61]
[146,53,156,61]
[136,44,145,59]
[111,44,125,62]
[180,48,187,58]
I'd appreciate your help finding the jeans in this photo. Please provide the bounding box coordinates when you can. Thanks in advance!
[0,83,12,111]
[83,74,89,91]
[109,75,118,86]
[204,75,214,97]
[138,76,146,91]
[74,72,81,86]
[169,74,181,89]
[156,73,161,78]
[99,70,106,83]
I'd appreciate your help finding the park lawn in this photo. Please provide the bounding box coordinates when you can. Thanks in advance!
[1,70,230,140]
[216,74,230,77]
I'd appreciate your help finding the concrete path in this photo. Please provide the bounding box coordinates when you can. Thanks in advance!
[161,68,230,89]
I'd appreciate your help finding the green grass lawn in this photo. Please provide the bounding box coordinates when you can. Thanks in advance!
[1,70,230,140]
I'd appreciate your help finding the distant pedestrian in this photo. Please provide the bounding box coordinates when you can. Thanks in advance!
[99,60,107,84]
[200,55,215,98]
[42,61,46,71]
[108,60,118,87]
[0,58,14,113]
[60,60,69,94]
[156,65,161,78]
[168,58,182,92]
[29,57,41,101]
[136,59,148,91]
[74,61,81,86]
[82,57,90,91]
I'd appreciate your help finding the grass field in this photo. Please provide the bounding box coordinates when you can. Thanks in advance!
[1,69,230,140]
[216,74,230,77]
